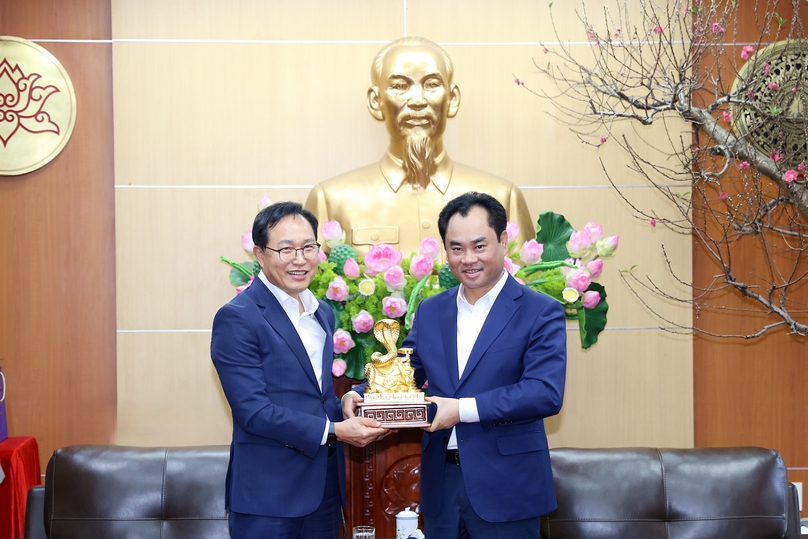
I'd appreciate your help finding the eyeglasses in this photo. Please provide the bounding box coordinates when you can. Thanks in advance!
[263,243,321,262]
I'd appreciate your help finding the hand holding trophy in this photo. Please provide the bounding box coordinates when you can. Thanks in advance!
[357,319,430,428]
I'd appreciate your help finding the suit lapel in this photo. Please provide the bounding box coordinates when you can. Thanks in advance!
[314,303,335,396]
[440,289,460,389]
[249,279,320,391]
[458,277,522,389]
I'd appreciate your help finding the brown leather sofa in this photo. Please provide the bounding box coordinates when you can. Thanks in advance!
[24,445,801,539]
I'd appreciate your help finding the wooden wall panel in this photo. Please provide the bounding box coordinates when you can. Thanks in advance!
[0,0,116,468]
[692,0,808,517]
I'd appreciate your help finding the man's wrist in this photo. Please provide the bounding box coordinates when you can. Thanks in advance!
[326,420,338,446]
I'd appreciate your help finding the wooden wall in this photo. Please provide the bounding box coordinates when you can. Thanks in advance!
[0,0,117,468]
[692,0,808,517]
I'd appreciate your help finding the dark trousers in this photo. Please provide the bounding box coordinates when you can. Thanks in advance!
[229,450,341,539]
[425,460,542,539]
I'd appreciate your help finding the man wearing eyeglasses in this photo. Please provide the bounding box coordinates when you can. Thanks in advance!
[211,201,389,539]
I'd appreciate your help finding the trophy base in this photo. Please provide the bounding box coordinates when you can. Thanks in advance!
[357,400,430,428]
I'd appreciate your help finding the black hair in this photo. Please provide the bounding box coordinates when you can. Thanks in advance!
[251,201,318,248]
[437,192,507,244]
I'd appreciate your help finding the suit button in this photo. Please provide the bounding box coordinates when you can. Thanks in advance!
[321,397,327,404]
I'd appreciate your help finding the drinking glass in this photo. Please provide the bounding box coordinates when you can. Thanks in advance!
[352,525,375,539]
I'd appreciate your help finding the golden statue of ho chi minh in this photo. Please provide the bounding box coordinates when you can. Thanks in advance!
[305,36,535,257]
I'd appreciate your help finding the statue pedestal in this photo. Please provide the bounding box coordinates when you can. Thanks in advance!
[357,400,430,428]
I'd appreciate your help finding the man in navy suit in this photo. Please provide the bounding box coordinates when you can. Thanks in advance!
[212,201,389,539]
[348,192,567,538]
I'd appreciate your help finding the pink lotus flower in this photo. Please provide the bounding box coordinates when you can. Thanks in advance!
[236,275,254,294]
[259,195,272,209]
[741,45,755,59]
[409,254,434,280]
[383,265,406,290]
[583,222,603,242]
[419,238,441,261]
[582,290,601,309]
[382,296,407,318]
[364,244,403,276]
[722,110,731,123]
[318,249,328,263]
[566,268,592,293]
[343,257,360,279]
[241,231,254,252]
[352,310,374,333]
[785,169,798,183]
[567,229,592,258]
[561,257,580,275]
[516,277,525,285]
[586,259,603,279]
[331,359,347,377]
[321,221,345,248]
[326,276,349,301]
[596,236,619,257]
[653,24,664,34]
[520,239,544,265]
[333,330,355,354]
[506,222,520,242]
[503,256,520,276]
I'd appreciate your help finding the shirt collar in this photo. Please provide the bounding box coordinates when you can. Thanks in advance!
[378,149,453,194]
[257,271,319,315]
[457,270,509,309]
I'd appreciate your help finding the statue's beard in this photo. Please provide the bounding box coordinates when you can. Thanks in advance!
[403,132,436,190]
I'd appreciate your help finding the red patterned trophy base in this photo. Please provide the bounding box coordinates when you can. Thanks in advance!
[357,400,430,428]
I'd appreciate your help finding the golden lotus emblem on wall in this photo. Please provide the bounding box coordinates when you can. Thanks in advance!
[0,36,77,176]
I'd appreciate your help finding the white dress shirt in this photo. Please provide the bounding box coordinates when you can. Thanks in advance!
[258,272,330,443]
[448,270,509,450]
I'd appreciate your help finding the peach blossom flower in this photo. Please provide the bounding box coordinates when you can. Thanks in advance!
[741,46,755,59]
[364,244,403,276]
[738,161,750,170]
[768,82,780,90]
[785,169,798,183]
[333,330,355,354]
[722,110,731,123]
[719,192,728,200]
[711,22,725,33]
[770,150,781,162]
[653,24,664,34]
[352,310,374,333]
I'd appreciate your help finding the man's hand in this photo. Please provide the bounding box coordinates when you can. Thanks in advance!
[341,391,362,419]
[335,417,390,447]
[424,396,460,432]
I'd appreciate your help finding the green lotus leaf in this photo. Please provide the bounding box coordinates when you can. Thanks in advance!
[536,212,574,262]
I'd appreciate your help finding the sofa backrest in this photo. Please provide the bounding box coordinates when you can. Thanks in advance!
[43,445,230,539]
[542,447,795,539]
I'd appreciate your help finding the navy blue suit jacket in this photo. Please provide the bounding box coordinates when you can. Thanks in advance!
[405,275,567,522]
[210,277,344,518]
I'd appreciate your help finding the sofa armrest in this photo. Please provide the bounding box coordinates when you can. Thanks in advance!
[786,482,801,539]
[23,485,46,539]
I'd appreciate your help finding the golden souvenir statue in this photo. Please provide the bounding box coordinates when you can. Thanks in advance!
[305,36,535,258]
[357,319,430,428]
